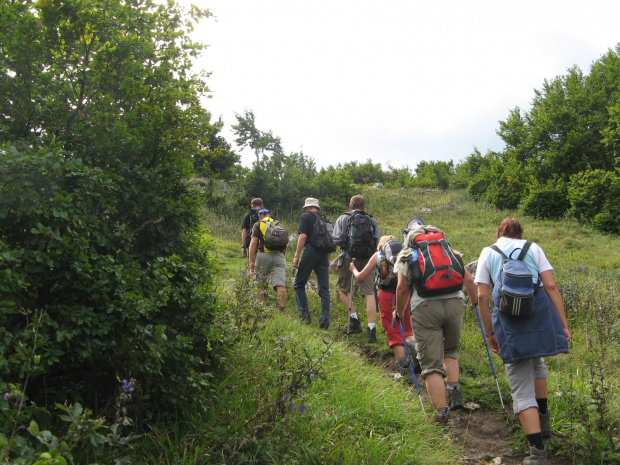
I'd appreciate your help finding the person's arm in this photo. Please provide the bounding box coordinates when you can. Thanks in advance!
[463,269,477,305]
[395,273,409,319]
[293,233,307,269]
[350,252,378,281]
[248,236,259,273]
[476,282,498,354]
[241,227,249,257]
[539,270,572,342]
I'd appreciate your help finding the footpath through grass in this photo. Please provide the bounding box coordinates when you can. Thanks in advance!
[193,187,619,464]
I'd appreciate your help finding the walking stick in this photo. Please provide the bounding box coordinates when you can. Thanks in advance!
[474,304,505,410]
[397,315,427,419]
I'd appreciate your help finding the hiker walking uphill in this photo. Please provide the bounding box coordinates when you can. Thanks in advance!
[292,198,335,329]
[333,195,382,342]
[394,218,477,424]
[248,209,288,311]
[350,235,422,382]
[241,198,264,260]
[475,217,570,465]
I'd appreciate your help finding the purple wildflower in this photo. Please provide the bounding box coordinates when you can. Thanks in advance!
[282,417,287,423]
[562,286,567,292]
[121,379,135,393]
[3,393,8,401]
[283,395,289,402]
[298,404,306,413]
[289,401,295,411]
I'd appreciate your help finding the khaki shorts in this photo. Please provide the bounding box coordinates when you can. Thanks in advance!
[410,297,465,379]
[255,251,286,288]
[337,256,376,295]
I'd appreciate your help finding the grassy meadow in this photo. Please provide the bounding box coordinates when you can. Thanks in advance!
[165,187,619,464]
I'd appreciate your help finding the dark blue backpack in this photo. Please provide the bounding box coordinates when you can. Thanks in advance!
[490,241,538,317]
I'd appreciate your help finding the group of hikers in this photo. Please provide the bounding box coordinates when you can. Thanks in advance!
[241,195,570,465]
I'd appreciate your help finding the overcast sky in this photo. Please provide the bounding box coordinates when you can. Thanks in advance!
[179,0,620,170]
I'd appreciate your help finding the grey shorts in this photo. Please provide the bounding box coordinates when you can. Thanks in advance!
[505,357,548,414]
[337,256,376,295]
[410,297,465,379]
[255,251,286,288]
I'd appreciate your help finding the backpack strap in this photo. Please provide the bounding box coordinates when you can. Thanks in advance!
[489,244,508,260]
[516,240,532,261]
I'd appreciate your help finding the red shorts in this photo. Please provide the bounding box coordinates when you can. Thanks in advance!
[378,288,412,348]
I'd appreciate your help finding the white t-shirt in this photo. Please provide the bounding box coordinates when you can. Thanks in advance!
[474,237,553,286]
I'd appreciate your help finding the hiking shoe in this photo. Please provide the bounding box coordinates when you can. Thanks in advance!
[318,319,330,330]
[446,384,463,410]
[432,409,450,426]
[342,317,362,334]
[366,326,377,343]
[299,311,311,325]
[523,445,547,465]
[407,341,422,374]
[397,357,414,385]
[539,410,551,438]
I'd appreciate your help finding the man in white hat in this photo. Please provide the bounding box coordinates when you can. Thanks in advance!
[292,198,331,329]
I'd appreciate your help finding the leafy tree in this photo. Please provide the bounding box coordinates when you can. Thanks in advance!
[340,159,385,185]
[414,160,455,190]
[0,0,224,423]
[193,117,241,180]
[311,167,355,213]
[232,109,283,166]
[384,164,415,188]
[568,169,620,232]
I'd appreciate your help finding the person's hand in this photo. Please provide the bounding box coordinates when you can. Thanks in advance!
[564,327,572,342]
[293,256,300,269]
[488,334,499,354]
[249,261,255,273]
[242,247,247,258]
[391,309,402,328]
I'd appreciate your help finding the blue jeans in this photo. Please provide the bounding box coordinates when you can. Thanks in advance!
[293,245,331,322]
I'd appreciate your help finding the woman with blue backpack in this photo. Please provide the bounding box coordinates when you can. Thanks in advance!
[475,217,571,465]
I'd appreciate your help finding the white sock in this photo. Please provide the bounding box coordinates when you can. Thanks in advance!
[368,323,376,330]
[350,313,359,320]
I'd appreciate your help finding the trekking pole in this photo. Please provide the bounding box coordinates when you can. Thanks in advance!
[474,304,505,410]
[347,258,355,340]
[396,315,427,419]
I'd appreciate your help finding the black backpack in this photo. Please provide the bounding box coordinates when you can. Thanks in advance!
[344,211,377,259]
[308,212,337,253]
[377,239,403,291]
[244,209,260,248]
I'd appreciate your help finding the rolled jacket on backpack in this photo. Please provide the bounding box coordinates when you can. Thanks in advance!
[493,288,569,363]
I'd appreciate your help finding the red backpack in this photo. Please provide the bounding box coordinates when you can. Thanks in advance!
[408,229,465,297]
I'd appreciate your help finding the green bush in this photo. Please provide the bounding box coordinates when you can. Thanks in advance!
[522,182,570,219]
[0,146,222,422]
[568,169,620,232]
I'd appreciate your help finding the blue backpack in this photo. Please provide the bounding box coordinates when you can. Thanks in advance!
[490,241,538,317]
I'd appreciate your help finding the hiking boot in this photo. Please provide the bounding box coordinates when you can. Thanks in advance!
[523,445,547,465]
[318,319,330,330]
[299,311,311,325]
[539,410,551,438]
[397,357,413,385]
[366,326,377,343]
[432,409,450,426]
[407,341,422,374]
[342,316,362,334]
[446,384,464,410]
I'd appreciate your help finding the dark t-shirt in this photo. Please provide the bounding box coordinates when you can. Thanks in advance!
[251,221,265,252]
[298,211,318,238]
[242,209,259,247]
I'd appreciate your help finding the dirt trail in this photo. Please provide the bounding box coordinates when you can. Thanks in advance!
[358,346,572,465]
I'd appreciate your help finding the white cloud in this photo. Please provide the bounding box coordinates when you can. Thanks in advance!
[180,0,620,169]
